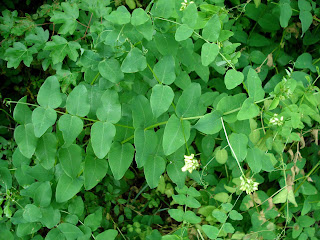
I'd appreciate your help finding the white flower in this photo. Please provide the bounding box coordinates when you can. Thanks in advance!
[181,154,199,173]
[240,176,259,194]
[180,0,194,11]
[269,114,284,126]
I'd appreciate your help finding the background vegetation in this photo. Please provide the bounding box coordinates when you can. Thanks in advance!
[0,0,320,239]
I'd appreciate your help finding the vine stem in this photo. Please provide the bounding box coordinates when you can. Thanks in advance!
[220,117,245,177]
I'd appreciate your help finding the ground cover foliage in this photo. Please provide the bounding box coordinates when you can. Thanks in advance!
[0,0,320,239]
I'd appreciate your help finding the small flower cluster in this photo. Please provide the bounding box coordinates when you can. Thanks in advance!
[240,176,259,194]
[181,154,199,173]
[180,0,194,11]
[269,113,284,126]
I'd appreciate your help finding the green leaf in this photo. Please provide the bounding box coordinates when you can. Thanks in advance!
[168,209,184,222]
[58,115,83,147]
[299,0,313,33]
[98,58,124,83]
[186,196,201,208]
[167,161,187,189]
[131,8,149,26]
[229,133,248,162]
[25,27,49,49]
[154,55,176,84]
[154,32,178,56]
[0,167,12,189]
[194,110,222,134]
[247,68,264,101]
[66,85,90,117]
[279,0,292,28]
[163,114,190,156]
[131,95,154,129]
[33,181,52,207]
[237,97,260,120]
[45,228,65,240]
[212,209,227,223]
[57,223,84,240]
[84,155,108,190]
[298,215,316,227]
[37,76,62,108]
[4,42,37,68]
[295,53,316,72]
[44,35,80,65]
[246,147,263,173]
[176,83,201,118]
[273,188,288,204]
[32,107,57,138]
[224,69,244,90]
[14,123,38,158]
[107,6,131,25]
[16,223,42,237]
[134,128,158,167]
[144,155,166,188]
[175,24,194,42]
[150,84,174,118]
[202,14,221,42]
[59,144,82,178]
[91,121,116,159]
[108,142,134,180]
[229,210,243,220]
[40,207,61,229]
[183,211,201,224]
[23,204,42,222]
[50,2,79,35]
[121,48,147,73]
[35,133,57,170]
[13,96,32,125]
[202,225,219,239]
[56,174,83,203]
[152,0,174,18]
[301,182,318,195]
[96,90,121,123]
[96,230,118,240]
[182,2,198,28]
[201,42,219,67]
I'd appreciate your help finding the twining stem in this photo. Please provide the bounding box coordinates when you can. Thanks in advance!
[220,117,245,177]
[147,63,161,84]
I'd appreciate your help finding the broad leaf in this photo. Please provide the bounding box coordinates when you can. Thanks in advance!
[14,123,38,158]
[175,24,194,42]
[107,6,131,25]
[237,97,260,120]
[58,114,83,147]
[57,223,84,240]
[229,133,248,162]
[131,8,149,26]
[201,43,219,67]
[194,110,222,134]
[246,147,263,173]
[150,84,174,118]
[56,174,83,203]
[176,83,201,118]
[131,95,154,129]
[84,155,108,190]
[23,204,42,222]
[98,58,124,83]
[108,142,135,180]
[144,155,166,188]
[202,14,221,42]
[34,181,52,207]
[96,90,121,123]
[37,76,62,108]
[152,0,174,18]
[13,96,32,125]
[279,0,292,28]
[154,55,176,84]
[182,2,198,28]
[59,144,82,178]
[96,230,118,240]
[121,48,147,73]
[66,85,90,117]
[134,128,158,167]
[247,68,264,101]
[224,69,244,90]
[91,121,116,159]
[163,114,190,156]
[4,42,37,68]
[167,161,187,189]
[32,107,57,138]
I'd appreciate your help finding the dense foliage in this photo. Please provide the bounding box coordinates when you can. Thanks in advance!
[0,0,320,239]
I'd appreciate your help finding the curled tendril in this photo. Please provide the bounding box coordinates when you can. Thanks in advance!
[3,98,12,107]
